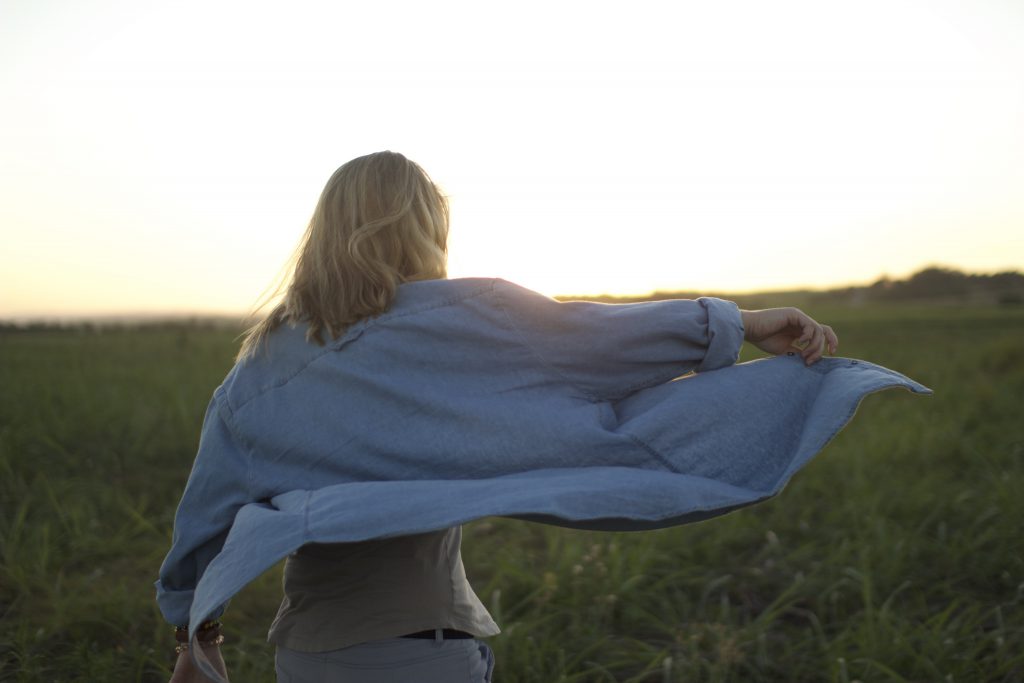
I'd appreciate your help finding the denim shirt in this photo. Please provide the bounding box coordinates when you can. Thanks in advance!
[155,278,930,679]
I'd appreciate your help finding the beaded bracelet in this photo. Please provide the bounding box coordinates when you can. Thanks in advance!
[173,620,224,653]
[175,634,225,654]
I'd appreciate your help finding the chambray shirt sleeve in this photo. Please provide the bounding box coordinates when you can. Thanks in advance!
[493,279,744,401]
[154,391,252,627]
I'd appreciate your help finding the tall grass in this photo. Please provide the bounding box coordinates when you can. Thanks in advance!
[1,305,1021,682]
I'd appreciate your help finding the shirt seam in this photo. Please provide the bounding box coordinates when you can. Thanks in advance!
[232,280,498,413]
[213,387,255,501]
[333,280,498,345]
[623,432,683,474]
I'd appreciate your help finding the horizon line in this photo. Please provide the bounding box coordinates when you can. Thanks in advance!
[3,263,1020,325]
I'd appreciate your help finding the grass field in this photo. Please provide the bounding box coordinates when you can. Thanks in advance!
[1,303,1022,682]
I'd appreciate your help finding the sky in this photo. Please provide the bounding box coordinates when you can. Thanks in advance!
[1,0,1022,318]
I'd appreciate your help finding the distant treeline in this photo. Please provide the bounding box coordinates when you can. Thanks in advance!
[2,267,1022,332]
[562,266,1024,308]
[836,267,1024,303]
[0,316,246,334]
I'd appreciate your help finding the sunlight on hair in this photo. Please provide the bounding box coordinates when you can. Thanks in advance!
[237,152,449,359]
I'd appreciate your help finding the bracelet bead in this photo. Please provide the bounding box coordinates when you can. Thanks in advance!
[174,619,221,633]
[175,634,225,655]
[173,620,224,647]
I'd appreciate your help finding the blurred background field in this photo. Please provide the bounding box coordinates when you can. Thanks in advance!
[1,290,1022,682]
[5,1,1023,678]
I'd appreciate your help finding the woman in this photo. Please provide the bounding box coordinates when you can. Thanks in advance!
[158,151,928,683]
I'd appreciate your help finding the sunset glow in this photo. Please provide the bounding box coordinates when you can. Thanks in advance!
[1,0,1022,318]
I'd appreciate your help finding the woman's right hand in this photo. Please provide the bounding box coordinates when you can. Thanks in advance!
[740,307,838,366]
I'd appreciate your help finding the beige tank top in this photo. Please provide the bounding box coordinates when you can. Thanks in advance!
[267,527,500,652]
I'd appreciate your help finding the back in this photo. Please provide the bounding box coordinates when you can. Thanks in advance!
[219,277,743,500]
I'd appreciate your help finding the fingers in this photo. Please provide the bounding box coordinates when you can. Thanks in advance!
[801,322,824,364]
[791,311,839,365]
[800,323,839,365]
[796,319,815,348]
[749,307,839,364]
[824,324,839,355]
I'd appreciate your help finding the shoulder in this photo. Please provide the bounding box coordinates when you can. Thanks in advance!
[218,278,511,411]
[386,277,499,312]
[214,319,333,412]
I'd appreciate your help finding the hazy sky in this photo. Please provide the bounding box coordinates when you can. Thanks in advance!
[2,0,1022,317]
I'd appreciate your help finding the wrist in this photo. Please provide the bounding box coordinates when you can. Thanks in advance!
[739,310,753,341]
[174,620,224,654]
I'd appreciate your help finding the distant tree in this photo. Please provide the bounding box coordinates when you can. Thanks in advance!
[897,266,970,298]
[984,271,1024,291]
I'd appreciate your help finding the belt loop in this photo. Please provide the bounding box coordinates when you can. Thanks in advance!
[434,628,442,642]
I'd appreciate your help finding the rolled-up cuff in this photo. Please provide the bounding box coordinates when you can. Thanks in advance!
[694,297,744,373]
[155,581,225,627]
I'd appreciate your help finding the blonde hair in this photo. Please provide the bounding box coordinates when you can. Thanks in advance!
[237,151,449,361]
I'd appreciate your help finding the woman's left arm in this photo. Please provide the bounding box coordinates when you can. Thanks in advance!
[492,279,744,401]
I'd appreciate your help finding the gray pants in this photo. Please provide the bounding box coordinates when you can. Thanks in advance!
[275,636,495,683]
